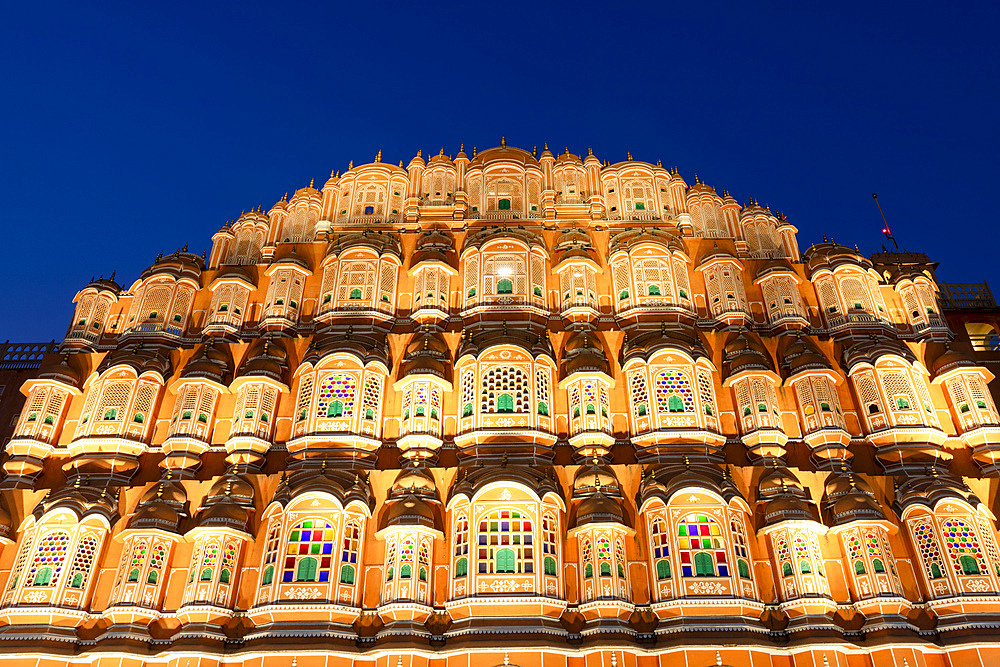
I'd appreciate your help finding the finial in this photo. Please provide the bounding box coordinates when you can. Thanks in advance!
[822,233,829,242]
[656,159,662,167]
[588,147,593,156]
[109,270,116,281]
[472,146,477,157]
[460,143,464,152]
[348,160,353,169]
[439,148,444,156]
[375,149,382,163]
[500,135,506,148]
[694,174,700,184]
[627,151,633,160]
[224,479,232,496]
[309,178,314,188]
[399,160,403,167]
[182,243,188,252]
[565,146,569,155]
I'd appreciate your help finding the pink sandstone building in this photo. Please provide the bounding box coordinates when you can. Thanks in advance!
[2,142,999,667]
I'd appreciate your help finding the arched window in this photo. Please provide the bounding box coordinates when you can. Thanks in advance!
[340,519,362,584]
[651,517,671,579]
[677,514,728,578]
[282,520,335,584]
[477,509,533,574]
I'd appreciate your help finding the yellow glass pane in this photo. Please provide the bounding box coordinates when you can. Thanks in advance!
[710,524,721,536]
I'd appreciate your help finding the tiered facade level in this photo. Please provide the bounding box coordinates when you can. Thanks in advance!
[2,142,1000,666]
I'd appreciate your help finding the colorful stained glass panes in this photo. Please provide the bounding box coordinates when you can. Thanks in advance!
[283,520,334,583]
[677,514,727,577]
[655,371,694,413]
[316,374,356,418]
[942,518,986,574]
[28,531,69,586]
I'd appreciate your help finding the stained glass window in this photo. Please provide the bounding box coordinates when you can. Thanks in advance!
[942,518,988,575]
[282,520,335,583]
[316,374,357,419]
[677,514,727,577]
[655,370,694,414]
[477,509,533,574]
[27,531,70,587]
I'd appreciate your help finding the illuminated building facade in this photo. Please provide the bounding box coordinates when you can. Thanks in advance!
[2,142,1000,666]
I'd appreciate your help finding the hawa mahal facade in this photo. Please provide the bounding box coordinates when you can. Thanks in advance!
[2,142,999,667]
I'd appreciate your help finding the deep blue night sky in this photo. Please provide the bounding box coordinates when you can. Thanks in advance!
[1,2,998,342]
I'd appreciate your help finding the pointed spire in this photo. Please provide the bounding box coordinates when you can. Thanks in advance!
[109,270,116,281]
[309,178,314,188]
[375,149,382,163]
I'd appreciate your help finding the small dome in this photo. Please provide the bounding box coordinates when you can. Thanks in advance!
[206,474,255,506]
[723,331,775,379]
[307,328,390,371]
[780,334,833,379]
[561,328,611,379]
[37,354,83,389]
[469,144,538,168]
[842,337,915,372]
[270,248,311,271]
[803,241,872,277]
[97,345,172,380]
[196,499,251,531]
[401,331,451,381]
[575,493,627,528]
[140,249,204,282]
[697,246,740,269]
[756,259,797,281]
[391,467,437,495]
[609,227,685,256]
[620,325,706,367]
[930,344,977,378]
[573,464,619,496]
[83,274,122,295]
[461,224,545,254]
[757,467,804,500]
[384,495,437,528]
[411,227,458,270]
[325,231,402,263]
[215,264,256,288]
[237,337,289,383]
[180,340,232,385]
[553,228,600,267]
